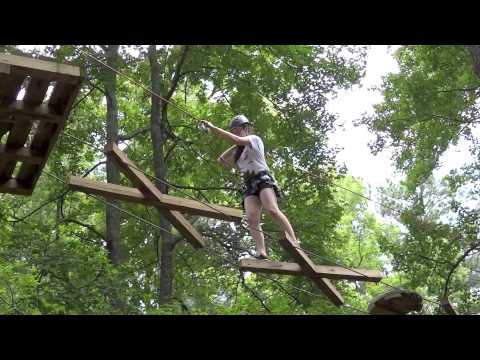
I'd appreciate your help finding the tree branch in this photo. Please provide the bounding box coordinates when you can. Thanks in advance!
[170,182,238,193]
[443,240,480,298]
[417,254,454,266]
[77,266,105,290]
[86,77,106,96]
[164,138,180,164]
[165,45,190,101]
[71,83,99,110]
[239,272,271,313]
[172,234,184,247]
[255,273,304,308]
[179,65,221,78]
[60,218,106,241]
[118,126,150,142]
[436,85,480,93]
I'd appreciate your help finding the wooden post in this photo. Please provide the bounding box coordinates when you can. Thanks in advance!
[104,142,205,249]
[279,232,344,306]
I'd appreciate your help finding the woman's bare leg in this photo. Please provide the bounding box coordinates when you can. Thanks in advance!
[259,188,299,245]
[244,195,267,257]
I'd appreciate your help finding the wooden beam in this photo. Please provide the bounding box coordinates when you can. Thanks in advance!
[0,63,11,74]
[16,73,81,194]
[0,72,26,107]
[441,297,458,315]
[104,142,205,249]
[69,176,243,222]
[239,258,383,282]
[0,122,11,139]
[24,78,50,106]
[48,82,81,116]
[0,53,81,79]
[0,144,44,164]
[0,178,32,195]
[279,233,344,306]
[0,101,64,124]
[5,115,33,149]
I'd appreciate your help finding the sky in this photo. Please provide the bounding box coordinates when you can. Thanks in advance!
[327,46,400,187]
[326,45,476,215]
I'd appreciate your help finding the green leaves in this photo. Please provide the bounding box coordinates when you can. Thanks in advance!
[0,45,377,314]
[364,45,480,190]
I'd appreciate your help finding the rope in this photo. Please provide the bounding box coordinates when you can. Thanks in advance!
[43,171,173,237]
[61,128,447,311]
[42,161,372,313]
[74,49,408,218]
[78,48,201,123]
[71,47,453,312]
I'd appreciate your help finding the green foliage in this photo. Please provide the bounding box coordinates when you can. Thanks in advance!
[0,44,412,315]
[362,45,480,190]
[358,45,480,314]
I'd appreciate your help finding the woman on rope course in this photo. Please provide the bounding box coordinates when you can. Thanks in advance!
[200,115,299,260]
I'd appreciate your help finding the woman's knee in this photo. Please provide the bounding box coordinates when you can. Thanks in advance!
[246,212,261,226]
[265,207,282,219]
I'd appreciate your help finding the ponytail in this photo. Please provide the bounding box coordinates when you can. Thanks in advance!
[233,145,245,163]
[232,124,252,163]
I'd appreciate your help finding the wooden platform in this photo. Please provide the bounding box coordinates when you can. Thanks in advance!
[238,232,384,307]
[69,175,243,223]
[0,53,82,195]
[239,258,383,282]
[368,289,423,315]
[103,142,207,249]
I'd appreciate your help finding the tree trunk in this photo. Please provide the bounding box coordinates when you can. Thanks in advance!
[466,45,480,79]
[148,45,175,305]
[104,45,122,265]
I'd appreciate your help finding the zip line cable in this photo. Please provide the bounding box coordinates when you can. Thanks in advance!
[10,47,454,313]
[64,50,450,309]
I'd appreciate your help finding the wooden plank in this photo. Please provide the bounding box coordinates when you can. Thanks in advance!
[17,78,81,194]
[23,78,50,106]
[29,122,58,156]
[104,142,205,249]
[68,176,243,222]
[0,115,32,181]
[0,178,32,195]
[0,122,11,138]
[0,72,26,106]
[279,233,344,306]
[239,258,383,282]
[48,82,80,116]
[5,116,33,149]
[0,54,81,78]
[15,163,40,188]
[0,101,65,124]
[15,121,58,189]
[0,144,44,164]
[165,210,206,248]
[0,63,10,74]
[0,159,18,182]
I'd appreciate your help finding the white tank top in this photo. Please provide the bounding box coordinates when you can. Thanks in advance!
[236,135,270,175]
